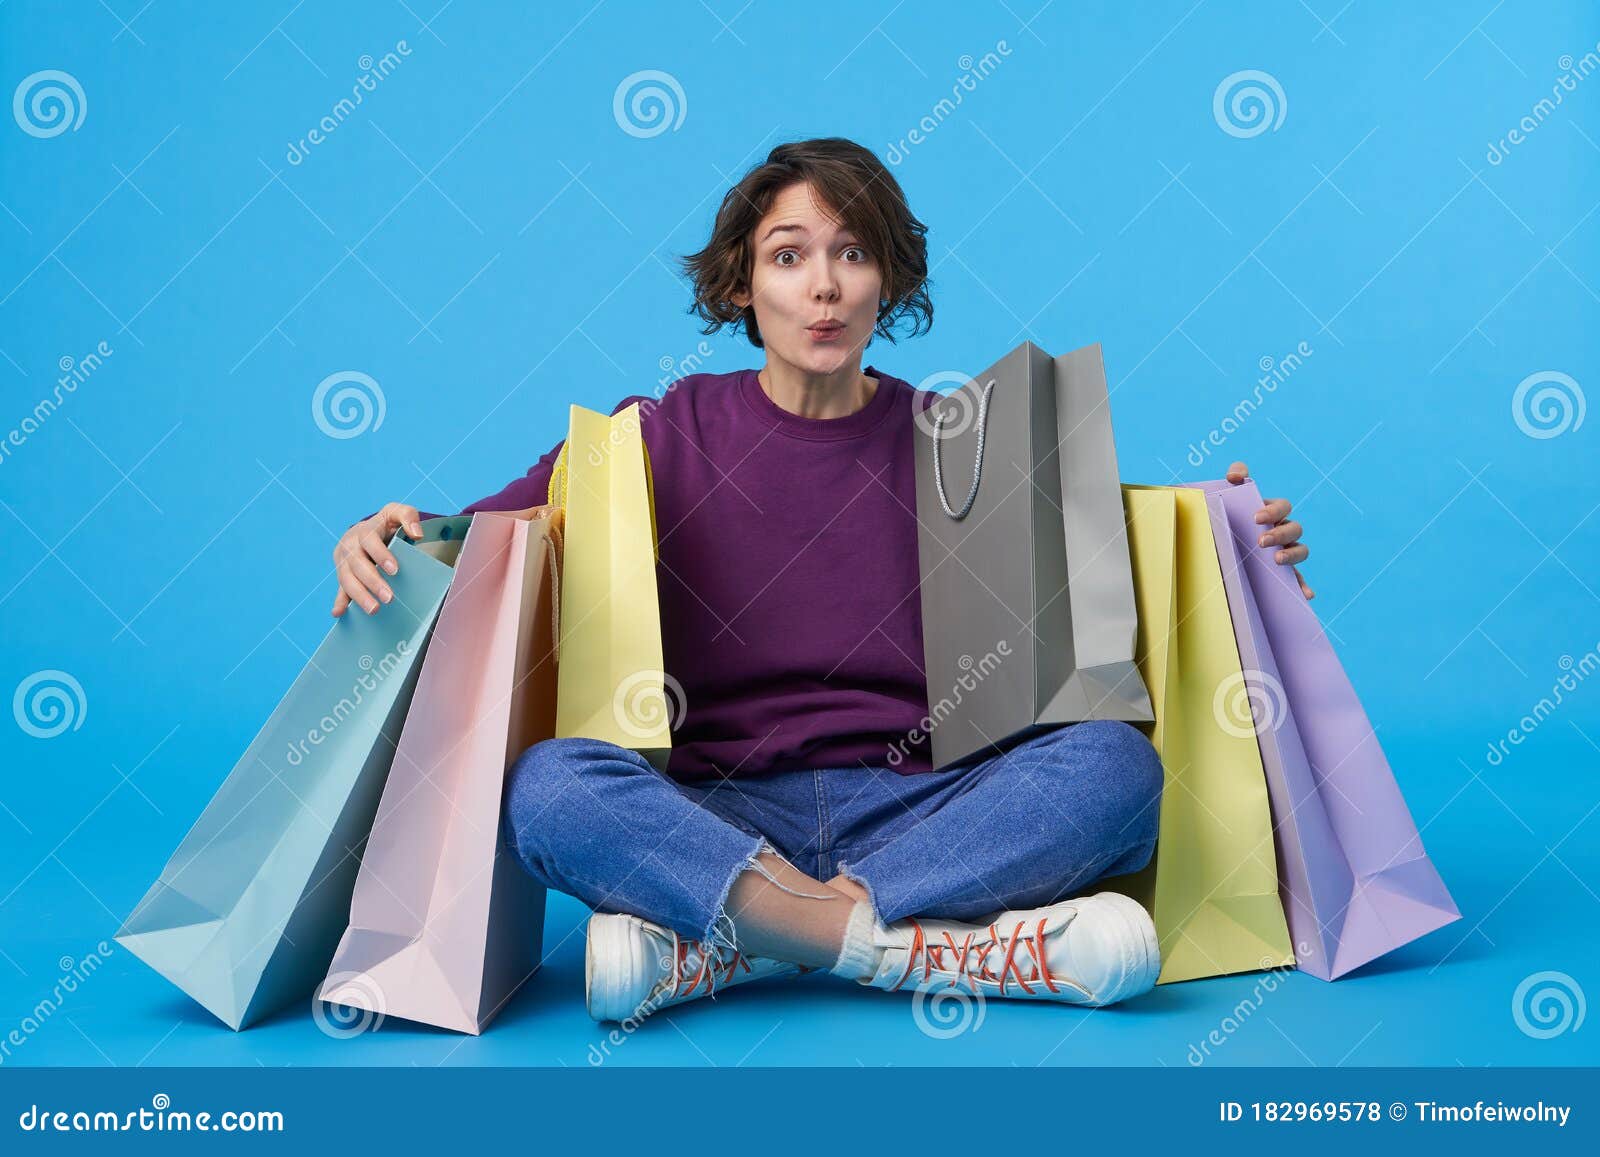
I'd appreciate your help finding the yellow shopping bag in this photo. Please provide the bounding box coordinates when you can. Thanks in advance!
[546,403,671,767]
[1097,485,1294,983]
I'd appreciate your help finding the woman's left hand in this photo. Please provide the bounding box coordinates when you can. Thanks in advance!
[1226,461,1314,600]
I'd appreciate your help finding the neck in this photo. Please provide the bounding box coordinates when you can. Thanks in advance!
[758,359,876,419]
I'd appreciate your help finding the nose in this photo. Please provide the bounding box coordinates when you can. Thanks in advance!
[811,263,839,302]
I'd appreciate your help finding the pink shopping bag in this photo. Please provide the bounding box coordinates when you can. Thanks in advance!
[318,508,562,1032]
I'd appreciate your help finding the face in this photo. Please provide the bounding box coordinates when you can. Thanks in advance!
[730,181,884,376]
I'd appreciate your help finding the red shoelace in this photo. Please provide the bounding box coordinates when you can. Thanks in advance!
[889,916,1090,998]
[670,937,755,999]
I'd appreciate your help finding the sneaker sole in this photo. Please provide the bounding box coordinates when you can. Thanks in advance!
[585,912,646,1024]
[1079,892,1161,1006]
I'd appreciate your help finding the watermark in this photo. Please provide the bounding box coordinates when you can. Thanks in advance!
[1487,44,1600,165]
[655,339,713,395]
[612,669,687,740]
[886,640,1012,768]
[912,369,987,440]
[283,643,411,767]
[13,669,86,739]
[314,973,386,1038]
[583,340,715,465]
[1213,69,1287,138]
[0,941,114,1065]
[1511,370,1584,439]
[1512,971,1585,1039]
[17,1094,283,1133]
[312,370,386,439]
[0,340,113,467]
[885,41,1013,166]
[285,41,412,165]
[1483,645,1600,767]
[13,70,86,138]
[585,947,678,1066]
[612,70,686,138]
[911,984,986,1039]
[1185,947,1310,1065]
[1212,668,1289,740]
[1186,341,1313,467]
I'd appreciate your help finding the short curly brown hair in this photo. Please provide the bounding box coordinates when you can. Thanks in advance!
[678,137,932,349]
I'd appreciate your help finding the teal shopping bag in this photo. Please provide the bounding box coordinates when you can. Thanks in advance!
[115,522,467,1029]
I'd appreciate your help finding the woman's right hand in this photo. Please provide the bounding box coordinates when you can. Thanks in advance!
[332,502,424,617]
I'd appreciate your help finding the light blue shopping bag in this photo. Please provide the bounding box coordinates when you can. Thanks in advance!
[115,521,467,1029]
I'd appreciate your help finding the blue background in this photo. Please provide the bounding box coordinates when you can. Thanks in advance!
[1,0,1596,1069]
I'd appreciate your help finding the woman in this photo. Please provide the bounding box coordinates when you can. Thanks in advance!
[333,138,1313,1024]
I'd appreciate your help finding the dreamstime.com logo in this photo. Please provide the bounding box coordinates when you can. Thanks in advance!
[612,670,687,739]
[1,341,116,469]
[314,973,387,1038]
[12,669,86,739]
[911,983,986,1039]
[1186,946,1312,1065]
[912,369,987,440]
[283,644,412,767]
[1212,70,1287,138]
[1512,971,1585,1040]
[1212,668,1289,740]
[1,941,115,1066]
[612,70,686,138]
[887,641,1012,768]
[1511,370,1584,440]
[1185,341,1313,467]
[17,1094,284,1134]
[884,40,1014,166]
[312,370,387,439]
[13,69,86,137]
[285,41,413,165]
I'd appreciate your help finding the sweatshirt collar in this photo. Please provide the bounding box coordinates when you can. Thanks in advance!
[738,364,900,441]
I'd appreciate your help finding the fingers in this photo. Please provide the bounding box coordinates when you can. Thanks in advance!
[1294,566,1316,600]
[382,502,424,542]
[1273,542,1309,566]
[1226,460,1249,483]
[347,552,393,609]
[336,564,384,615]
[360,527,399,577]
[1253,496,1292,524]
[1258,519,1302,548]
[332,589,350,617]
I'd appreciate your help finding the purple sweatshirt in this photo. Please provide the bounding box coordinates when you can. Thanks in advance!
[410,365,938,782]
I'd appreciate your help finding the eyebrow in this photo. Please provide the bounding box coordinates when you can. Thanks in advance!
[758,223,862,246]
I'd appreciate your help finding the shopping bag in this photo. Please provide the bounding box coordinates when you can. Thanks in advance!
[913,341,1151,769]
[114,529,458,1029]
[1188,478,1459,979]
[318,508,561,1034]
[1094,485,1295,983]
[546,402,671,767]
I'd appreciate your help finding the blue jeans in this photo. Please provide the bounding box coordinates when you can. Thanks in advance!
[500,720,1163,947]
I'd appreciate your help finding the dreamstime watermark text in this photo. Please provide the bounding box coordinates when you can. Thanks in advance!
[0,341,113,467]
[286,41,413,165]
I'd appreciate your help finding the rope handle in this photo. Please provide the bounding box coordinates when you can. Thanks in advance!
[930,378,995,520]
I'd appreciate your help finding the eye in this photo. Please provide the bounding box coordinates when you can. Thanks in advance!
[842,246,868,262]
[774,249,799,266]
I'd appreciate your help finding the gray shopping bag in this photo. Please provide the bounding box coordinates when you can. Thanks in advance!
[913,341,1152,768]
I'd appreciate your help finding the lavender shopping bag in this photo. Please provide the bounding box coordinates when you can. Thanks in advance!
[1189,478,1460,979]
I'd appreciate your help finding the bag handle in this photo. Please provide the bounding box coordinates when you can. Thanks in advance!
[930,378,995,520]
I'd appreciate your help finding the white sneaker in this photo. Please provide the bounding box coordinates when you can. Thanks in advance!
[585,911,804,1023]
[860,892,1160,1007]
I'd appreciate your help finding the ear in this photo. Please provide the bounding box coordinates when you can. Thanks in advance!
[729,287,751,310]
